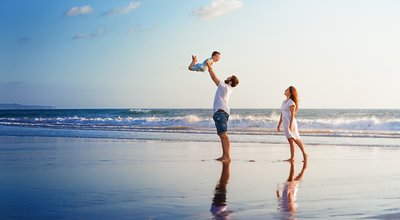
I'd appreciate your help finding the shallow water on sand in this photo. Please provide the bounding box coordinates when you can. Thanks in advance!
[1,136,400,219]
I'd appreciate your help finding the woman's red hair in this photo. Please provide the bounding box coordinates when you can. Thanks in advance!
[289,86,299,113]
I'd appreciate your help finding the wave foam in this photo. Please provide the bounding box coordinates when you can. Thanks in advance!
[1,110,400,137]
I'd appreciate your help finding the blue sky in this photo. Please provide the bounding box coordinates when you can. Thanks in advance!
[1,0,400,109]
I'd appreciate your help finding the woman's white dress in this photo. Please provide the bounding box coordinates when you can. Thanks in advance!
[281,99,300,140]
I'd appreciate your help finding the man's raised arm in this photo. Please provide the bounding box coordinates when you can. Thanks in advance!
[207,62,220,86]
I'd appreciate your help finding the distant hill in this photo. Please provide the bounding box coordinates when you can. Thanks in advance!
[0,103,55,109]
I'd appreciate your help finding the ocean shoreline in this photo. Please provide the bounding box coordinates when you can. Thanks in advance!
[1,125,399,148]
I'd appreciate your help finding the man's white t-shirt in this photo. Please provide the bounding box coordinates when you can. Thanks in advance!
[213,81,233,114]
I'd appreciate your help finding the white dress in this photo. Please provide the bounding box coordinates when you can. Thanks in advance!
[281,99,300,140]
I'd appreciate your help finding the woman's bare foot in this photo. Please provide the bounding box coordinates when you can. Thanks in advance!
[216,156,231,162]
[283,158,294,162]
[302,154,308,162]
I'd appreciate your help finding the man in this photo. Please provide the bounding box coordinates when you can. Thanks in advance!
[207,62,239,162]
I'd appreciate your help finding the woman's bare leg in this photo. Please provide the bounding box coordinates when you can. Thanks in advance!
[284,138,295,162]
[294,139,308,162]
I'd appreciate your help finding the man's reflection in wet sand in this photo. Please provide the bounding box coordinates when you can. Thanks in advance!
[210,161,231,219]
[276,161,307,219]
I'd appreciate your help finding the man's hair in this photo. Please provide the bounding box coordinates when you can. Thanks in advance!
[230,75,239,87]
[211,51,220,57]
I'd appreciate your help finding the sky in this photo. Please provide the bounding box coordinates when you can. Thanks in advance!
[1,0,400,109]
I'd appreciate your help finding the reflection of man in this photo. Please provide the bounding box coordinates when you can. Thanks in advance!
[276,161,307,216]
[210,161,231,218]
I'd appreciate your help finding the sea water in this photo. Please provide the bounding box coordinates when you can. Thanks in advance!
[0,109,399,146]
[2,109,400,219]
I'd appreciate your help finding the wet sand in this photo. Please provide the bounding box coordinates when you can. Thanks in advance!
[1,136,400,219]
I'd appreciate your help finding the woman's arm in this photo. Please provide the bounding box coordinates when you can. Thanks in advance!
[277,113,282,131]
[289,105,296,130]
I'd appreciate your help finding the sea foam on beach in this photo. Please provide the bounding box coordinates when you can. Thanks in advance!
[0,109,399,147]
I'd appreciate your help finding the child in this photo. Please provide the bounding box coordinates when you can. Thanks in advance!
[188,51,220,72]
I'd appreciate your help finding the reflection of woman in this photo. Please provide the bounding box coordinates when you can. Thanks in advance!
[276,161,307,217]
[277,86,308,162]
[210,161,230,218]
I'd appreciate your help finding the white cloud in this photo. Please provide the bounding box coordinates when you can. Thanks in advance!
[72,27,105,40]
[193,0,243,20]
[126,24,156,34]
[103,1,141,16]
[64,5,93,17]
[126,26,141,34]
[92,27,105,37]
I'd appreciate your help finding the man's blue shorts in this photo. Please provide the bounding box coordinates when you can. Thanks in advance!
[213,111,229,135]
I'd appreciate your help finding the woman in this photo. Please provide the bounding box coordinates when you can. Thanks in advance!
[277,86,308,162]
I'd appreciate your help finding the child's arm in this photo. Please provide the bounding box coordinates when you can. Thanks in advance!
[207,62,220,86]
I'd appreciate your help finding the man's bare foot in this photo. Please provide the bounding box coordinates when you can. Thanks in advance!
[192,55,197,62]
[216,156,231,162]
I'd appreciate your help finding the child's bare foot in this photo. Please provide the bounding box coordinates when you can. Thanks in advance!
[216,156,231,162]
[188,55,197,71]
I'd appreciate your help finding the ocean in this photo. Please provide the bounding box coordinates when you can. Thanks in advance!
[2,109,400,219]
[0,109,399,147]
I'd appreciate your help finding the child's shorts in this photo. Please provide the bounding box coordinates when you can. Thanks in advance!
[213,111,229,135]
[191,63,207,72]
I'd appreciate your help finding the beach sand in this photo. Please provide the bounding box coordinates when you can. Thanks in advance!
[1,136,400,219]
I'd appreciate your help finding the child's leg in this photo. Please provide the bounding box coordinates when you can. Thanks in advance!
[188,55,197,71]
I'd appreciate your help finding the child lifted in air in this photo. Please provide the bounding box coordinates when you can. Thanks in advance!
[188,51,220,72]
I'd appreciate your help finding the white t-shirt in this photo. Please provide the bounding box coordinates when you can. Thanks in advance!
[213,81,233,114]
